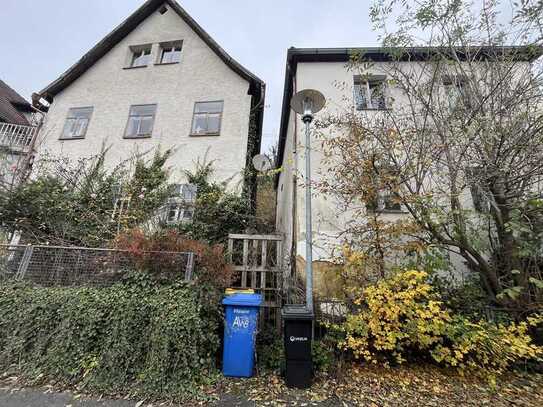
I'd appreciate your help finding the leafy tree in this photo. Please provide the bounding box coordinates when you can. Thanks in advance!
[170,160,273,244]
[0,149,171,246]
[317,0,543,313]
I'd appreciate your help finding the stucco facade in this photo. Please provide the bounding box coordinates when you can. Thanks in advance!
[275,48,538,295]
[36,0,263,190]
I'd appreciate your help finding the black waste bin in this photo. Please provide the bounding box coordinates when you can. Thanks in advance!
[282,305,314,389]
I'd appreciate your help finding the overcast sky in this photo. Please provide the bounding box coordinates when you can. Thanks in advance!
[1,0,379,152]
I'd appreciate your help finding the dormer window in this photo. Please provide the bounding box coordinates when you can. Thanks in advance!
[159,41,182,64]
[130,46,152,67]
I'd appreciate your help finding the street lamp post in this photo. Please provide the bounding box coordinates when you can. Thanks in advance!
[290,89,325,312]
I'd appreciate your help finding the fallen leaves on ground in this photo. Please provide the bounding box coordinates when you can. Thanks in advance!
[218,363,543,406]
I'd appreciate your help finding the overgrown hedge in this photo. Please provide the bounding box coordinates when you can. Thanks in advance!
[0,274,221,400]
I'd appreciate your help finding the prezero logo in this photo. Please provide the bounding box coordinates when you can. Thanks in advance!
[290,336,308,342]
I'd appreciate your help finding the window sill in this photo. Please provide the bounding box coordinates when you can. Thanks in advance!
[123,65,148,70]
[123,134,152,139]
[189,133,220,137]
[59,136,85,141]
[154,62,180,66]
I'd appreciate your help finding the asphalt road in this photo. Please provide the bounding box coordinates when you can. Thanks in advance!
[0,386,258,407]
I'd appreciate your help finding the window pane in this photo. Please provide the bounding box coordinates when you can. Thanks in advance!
[167,204,180,222]
[194,101,223,114]
[62,107,93,138]
[170,48,181,62]
[161,48,172,63]
[182,208,194,220]
[62,118,77,138]
[126,116,139,137]
[130,104,156,116]
[191,113,207,134]
[138,116,154,135]
[182,184,197,202]
[161,47,181,63]
[132,49,151,67]
[73,118,89,137]
[369,82,386,109]
[354,83,368,110]
[207,113,221,133]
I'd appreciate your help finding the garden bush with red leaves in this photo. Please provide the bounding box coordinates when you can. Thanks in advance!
[114,229,234,289]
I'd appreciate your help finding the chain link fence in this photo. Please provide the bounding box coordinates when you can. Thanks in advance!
[0,244,194,287]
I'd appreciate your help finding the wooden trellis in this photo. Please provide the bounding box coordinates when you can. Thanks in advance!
[227,234,283,330]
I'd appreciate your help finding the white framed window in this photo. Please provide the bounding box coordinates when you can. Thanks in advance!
[61,107,93,139]
[130,46,152,67]
[166,183,197,224]
[124,104,157,138]
[190,101,223,136]
[159,42,182,64]
[354,76,387,110]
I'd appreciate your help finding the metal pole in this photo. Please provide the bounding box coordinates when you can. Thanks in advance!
[303,118,313,312]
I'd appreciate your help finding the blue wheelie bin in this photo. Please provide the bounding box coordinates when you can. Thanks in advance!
[222,293,262,377]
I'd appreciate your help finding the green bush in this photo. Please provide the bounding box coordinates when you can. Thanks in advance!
[0,274,221,400]
[335,270,543,379]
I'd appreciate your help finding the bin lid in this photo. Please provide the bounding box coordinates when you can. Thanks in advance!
[222,293,263,307]
[281,304,314,319]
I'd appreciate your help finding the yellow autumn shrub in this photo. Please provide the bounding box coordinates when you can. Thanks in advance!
[432,314,543,377]
[338,270,543,376]
[339,270,451,364]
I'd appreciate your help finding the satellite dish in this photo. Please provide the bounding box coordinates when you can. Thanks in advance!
[252,154,273,172]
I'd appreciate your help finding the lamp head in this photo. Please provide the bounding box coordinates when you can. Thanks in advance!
[291,89,325,123]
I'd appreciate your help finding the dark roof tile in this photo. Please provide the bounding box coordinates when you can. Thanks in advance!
[0,79,31,125]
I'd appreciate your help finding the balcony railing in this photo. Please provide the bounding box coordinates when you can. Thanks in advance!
[0,122,37,152]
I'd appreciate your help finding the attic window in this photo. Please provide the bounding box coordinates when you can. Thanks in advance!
[158,41,182,64]
[159,5,168,14]
[129,45,152,68]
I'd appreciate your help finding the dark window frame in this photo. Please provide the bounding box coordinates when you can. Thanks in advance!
[123,104,157,139]
[190,100,224,136]
[365,165,405,213]
[60,106,94,140]
[354,75,388,110]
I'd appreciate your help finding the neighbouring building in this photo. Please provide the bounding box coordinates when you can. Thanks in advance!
[0,79,40,189]
[274,46,542,298]
[34,0,265,217]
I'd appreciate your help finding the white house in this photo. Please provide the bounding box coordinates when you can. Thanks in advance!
[274,46,542,297]
[34,0,265,205]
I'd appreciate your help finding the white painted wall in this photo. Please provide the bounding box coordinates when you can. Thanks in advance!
[37,3,253,188]
[276,60,487,278]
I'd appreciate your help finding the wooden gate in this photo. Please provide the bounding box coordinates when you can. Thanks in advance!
[227,234,283,330]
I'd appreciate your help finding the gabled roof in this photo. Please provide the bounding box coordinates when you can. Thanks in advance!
[0,79,32,125]
[38,0,264,102]
[275,45,543,179]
